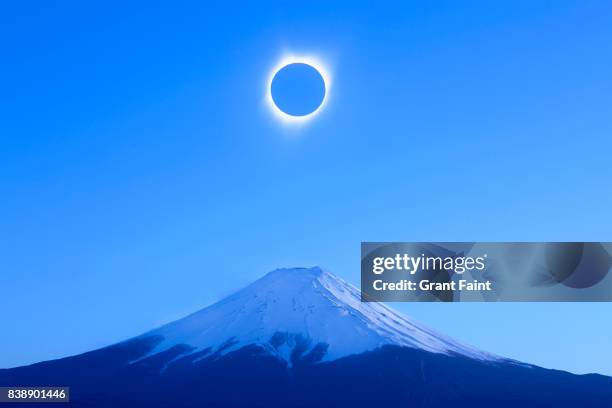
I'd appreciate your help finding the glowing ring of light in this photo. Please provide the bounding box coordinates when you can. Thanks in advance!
[266,55,331,124]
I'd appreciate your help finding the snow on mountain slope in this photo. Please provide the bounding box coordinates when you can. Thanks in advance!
[137,267,500,364]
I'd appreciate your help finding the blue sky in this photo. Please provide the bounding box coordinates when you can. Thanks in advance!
[1,1,611,375]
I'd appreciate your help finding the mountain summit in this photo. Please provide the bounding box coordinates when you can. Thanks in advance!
[141,267,497,364]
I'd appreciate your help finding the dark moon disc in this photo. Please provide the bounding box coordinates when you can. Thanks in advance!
[270,63,326,117]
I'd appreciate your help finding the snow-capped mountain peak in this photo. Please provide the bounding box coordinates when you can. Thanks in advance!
[139,267,498,364]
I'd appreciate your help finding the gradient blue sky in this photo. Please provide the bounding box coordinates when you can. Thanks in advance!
[1,1,611,375]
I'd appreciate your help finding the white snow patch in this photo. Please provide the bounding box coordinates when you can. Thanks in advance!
[135,267,501,364]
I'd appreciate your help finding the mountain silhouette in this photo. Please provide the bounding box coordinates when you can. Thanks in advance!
[1,267,611,407]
